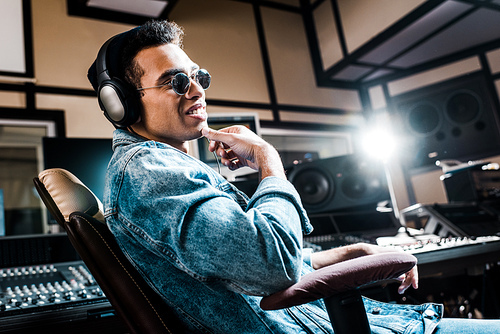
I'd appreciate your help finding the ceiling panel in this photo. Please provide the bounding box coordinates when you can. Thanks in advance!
[358,1,471,66]
[310,0,500,86]
[362,69,394,82]
[331,64,373,81]
[390,6,500,68]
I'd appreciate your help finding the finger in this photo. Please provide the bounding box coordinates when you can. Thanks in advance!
[207,139,219,152]
[221,156,242,169]
[398,282,409,294]
[202,127,233,146]
[411,266,419,290]
[398,267,418,294]
[405,266,418,290]
[214,142,235,160]
[398,276,411,294]
[220,145,240,164]
[201,126,213,138]
[214,142,226,156]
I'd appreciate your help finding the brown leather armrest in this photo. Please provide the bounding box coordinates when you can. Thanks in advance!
[260,252,417,310]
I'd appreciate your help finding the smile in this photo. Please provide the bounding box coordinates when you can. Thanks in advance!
[186,103,207,120]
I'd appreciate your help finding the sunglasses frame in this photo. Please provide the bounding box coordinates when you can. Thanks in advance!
[137,69,211,95]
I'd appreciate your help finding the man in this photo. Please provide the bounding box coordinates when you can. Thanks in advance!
[88,20,499,333]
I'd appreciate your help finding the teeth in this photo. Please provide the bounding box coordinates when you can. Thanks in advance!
[187,107,203,115]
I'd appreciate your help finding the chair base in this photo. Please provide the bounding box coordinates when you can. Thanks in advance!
[324,289,371,334]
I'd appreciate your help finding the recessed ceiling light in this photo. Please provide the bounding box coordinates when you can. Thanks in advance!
[87,0,168,18]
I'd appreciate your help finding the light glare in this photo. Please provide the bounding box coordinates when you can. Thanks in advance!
[362,129,396,162]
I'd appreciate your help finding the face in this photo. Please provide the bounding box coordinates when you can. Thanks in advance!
[131,44,208,151]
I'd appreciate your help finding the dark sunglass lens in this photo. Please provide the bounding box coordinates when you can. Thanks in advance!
[172,73,190,95]
[197,70,211,90]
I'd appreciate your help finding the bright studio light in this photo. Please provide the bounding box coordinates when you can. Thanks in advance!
[362,128,397,162]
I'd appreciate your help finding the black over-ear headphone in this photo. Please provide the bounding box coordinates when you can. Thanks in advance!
[95,35,141,128]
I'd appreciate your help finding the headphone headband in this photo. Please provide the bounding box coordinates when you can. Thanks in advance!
[95,37,113,85]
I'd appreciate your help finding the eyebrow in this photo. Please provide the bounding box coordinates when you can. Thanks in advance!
[155,65,200,86]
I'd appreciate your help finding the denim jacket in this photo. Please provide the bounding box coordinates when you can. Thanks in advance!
[104,129,442,333]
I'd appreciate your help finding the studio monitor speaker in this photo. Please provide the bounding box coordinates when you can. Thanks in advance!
[287,154,390,214]
[391,73,500,168]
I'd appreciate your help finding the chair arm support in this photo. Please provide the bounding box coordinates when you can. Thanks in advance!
[260,252,417,310]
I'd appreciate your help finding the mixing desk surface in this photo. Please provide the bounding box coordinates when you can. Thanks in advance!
[378,235,500,265]
[0,260,125,334]
[0,261,103,314]
[305,234,500,275]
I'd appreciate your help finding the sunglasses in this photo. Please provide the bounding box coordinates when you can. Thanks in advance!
[138,69,211,95]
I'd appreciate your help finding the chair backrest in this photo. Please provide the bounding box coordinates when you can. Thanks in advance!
[34,168,182,334]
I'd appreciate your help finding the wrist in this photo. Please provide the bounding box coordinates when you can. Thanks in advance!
[310,243,370,270]
[346,243,371,258]
[254,143,286,180]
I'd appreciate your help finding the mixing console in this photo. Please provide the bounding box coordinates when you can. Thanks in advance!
[0,261,104,315]
[305,233,500,277]
[305,232,500,255]
[0,260,123,333]
[378,235,500,254]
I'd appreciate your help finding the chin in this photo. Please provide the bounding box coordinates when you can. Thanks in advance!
[189,128,205,141]
[189,133,203,141]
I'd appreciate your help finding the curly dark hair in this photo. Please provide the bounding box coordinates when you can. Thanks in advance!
[120,20,184,90]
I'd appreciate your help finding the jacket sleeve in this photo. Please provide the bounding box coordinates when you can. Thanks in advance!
[116,148,313,296]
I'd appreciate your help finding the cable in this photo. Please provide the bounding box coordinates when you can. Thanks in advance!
[206,138,221,174]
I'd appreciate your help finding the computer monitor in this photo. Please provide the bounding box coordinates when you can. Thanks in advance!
[42,137,113,208]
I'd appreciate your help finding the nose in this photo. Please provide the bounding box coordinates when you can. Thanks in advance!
[184,77,204,99]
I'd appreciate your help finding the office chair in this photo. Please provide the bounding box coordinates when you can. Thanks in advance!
[34,168,416,334]
[33,168,182,334]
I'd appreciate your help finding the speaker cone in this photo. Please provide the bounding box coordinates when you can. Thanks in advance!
[292,168,332,205]
[407,102,441,135]
[446,90,480,125]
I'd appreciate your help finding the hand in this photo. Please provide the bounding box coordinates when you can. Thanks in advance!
[360,243,419,294]
[395,265,419,294]
[201,126,286,180]
[202,125,261,170]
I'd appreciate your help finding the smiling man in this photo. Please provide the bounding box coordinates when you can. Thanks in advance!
[87,20,500,334]
[133,44,209,149]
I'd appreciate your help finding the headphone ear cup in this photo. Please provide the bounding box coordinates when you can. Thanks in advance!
[98,78,140,128]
